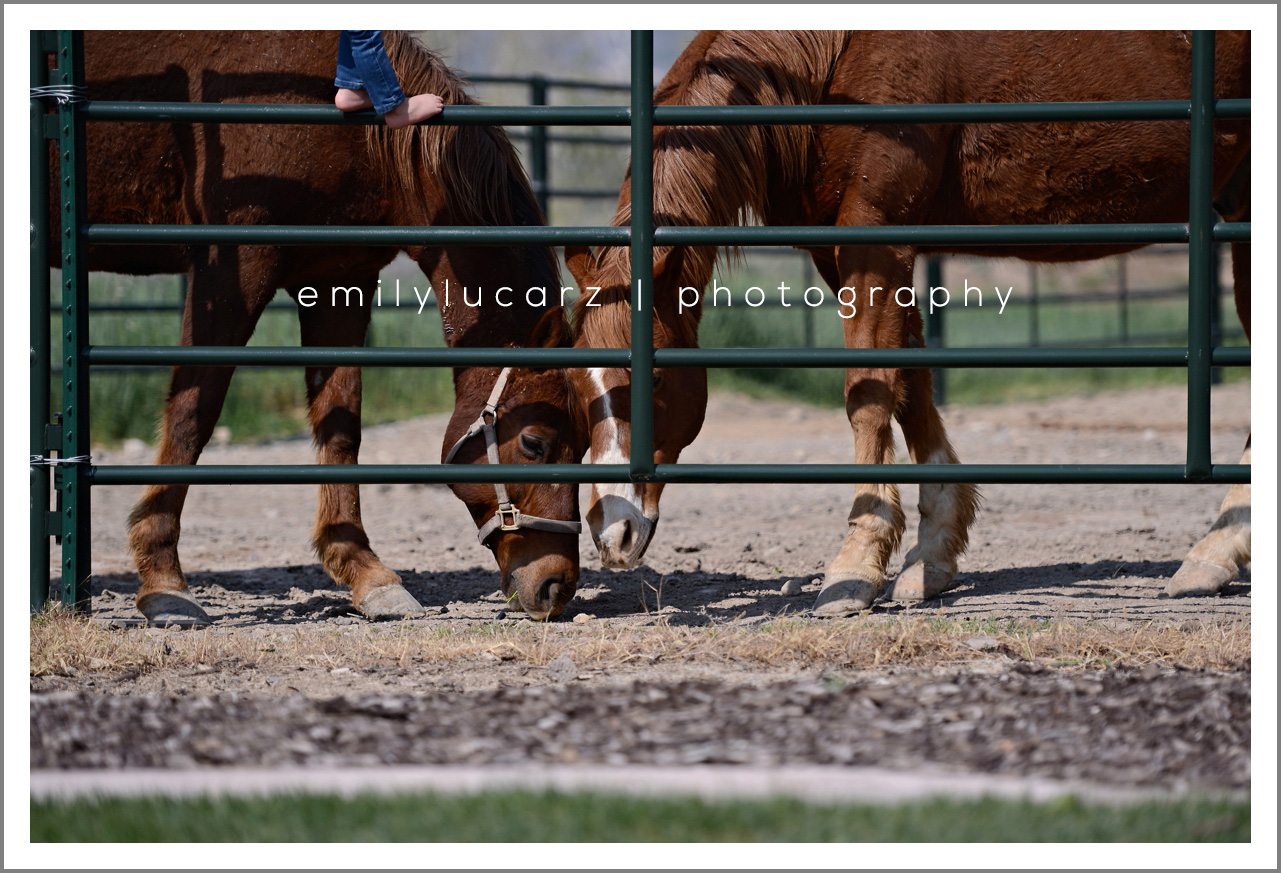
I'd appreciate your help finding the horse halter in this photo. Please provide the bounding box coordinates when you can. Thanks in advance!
[443,367,583,545]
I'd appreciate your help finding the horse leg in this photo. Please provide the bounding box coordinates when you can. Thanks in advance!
[885,305,981,601]
[813,243,911,616]
[1169,237,1251,596]
[128,261,272,626]
[296,283,423,619]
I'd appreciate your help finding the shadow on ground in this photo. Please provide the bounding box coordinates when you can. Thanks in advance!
[78,556,1249,628]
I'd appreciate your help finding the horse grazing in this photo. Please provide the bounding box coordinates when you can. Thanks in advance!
[567,31,1250,614]
[64,31,583,624]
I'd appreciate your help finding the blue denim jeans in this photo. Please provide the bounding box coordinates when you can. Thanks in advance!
[334,30,407,115]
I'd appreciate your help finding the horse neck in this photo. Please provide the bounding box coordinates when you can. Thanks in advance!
[650,31,844,222]
[420,246,560,349]
[615,31,846,321]
[385,116,559,351]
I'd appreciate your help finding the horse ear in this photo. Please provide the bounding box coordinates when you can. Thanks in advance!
[652,244,685,289]
[527,306,570,349]
[564,244,594,286]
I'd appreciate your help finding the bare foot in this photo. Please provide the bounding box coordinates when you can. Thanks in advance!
[334,88,374,112]
[384,93,445,129]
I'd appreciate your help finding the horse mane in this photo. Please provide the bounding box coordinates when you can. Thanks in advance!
[649,30,849,238]
[367,32,561,315]
[367,31,536,229]
[573,31,848,344]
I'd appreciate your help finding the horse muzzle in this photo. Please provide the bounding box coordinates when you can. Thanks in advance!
[591,500,658,569]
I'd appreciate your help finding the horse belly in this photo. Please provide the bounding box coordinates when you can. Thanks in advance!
[926,31,1249,233]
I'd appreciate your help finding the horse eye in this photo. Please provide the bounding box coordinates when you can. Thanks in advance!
[518,432,549,460]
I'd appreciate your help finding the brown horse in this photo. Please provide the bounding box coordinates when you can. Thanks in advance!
[62,31,583,624]
[567,31,1251,614]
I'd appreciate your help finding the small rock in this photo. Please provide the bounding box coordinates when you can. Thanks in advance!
[330,667,351,675]
[547,653,578,683]
[780,578,804,597]
[87,657,110,671]
[122,437,148,455]
[572,612,594,624]
[962,635,1001,652]
[211,426,232,446]
[477,651,502,664]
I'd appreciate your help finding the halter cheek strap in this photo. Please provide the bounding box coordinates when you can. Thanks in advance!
[443,366,583,545]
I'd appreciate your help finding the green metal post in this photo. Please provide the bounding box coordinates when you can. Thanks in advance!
[1185,31,1214,481]
[56,30,92,610]
[1209,242,1223,386]
[924,256,946,406]
[31,31,52,613]
[1117,256,1129,343]
[629,31,655,481]
[529,76,550,220]
[1028,263,1040,346]
[801,256,816,348]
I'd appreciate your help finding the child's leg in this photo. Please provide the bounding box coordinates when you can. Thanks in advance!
[333,31,373,111]
[346,30,408,115]
[334,30,444,128]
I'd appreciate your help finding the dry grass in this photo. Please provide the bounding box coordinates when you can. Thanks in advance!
[29,606,1250,680]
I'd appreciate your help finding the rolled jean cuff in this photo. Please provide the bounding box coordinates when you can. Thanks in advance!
[371,87,406,115]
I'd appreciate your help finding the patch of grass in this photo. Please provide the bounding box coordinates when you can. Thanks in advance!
[57,264,455,446]
[30,606,1250,679]
[699,260,1249,409]
[29,791,1249,842]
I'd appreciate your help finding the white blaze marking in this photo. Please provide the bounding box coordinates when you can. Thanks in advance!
[586,368,645,517]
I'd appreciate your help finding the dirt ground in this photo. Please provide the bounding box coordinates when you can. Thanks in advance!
[33,666,1249,790]
[68,381,1252,627]
[33,383,1252,789]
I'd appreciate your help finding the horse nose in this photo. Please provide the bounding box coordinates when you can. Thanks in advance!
[531,575,567,619]
[602,519,635,555]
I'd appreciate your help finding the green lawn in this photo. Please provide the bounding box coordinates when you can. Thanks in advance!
[699,258,1248,408]
[31,791,1248,842]
[57,267,455,445]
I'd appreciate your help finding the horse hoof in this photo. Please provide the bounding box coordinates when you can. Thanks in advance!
[812,578,880,617]
[1165,559,1236,598]
[356,584,426,620]
[137,590,212,628]
[885,562,960,602]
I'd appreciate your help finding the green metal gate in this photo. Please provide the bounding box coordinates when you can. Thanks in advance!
[30,30,1251,613]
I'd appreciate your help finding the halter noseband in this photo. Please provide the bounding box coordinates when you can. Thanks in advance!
[443,366,583,545]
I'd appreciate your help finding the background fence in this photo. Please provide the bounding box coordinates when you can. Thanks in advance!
[48,73,1245,409]
[32,29,1250,614]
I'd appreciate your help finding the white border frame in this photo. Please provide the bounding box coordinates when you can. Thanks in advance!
[4,4,1276,869]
